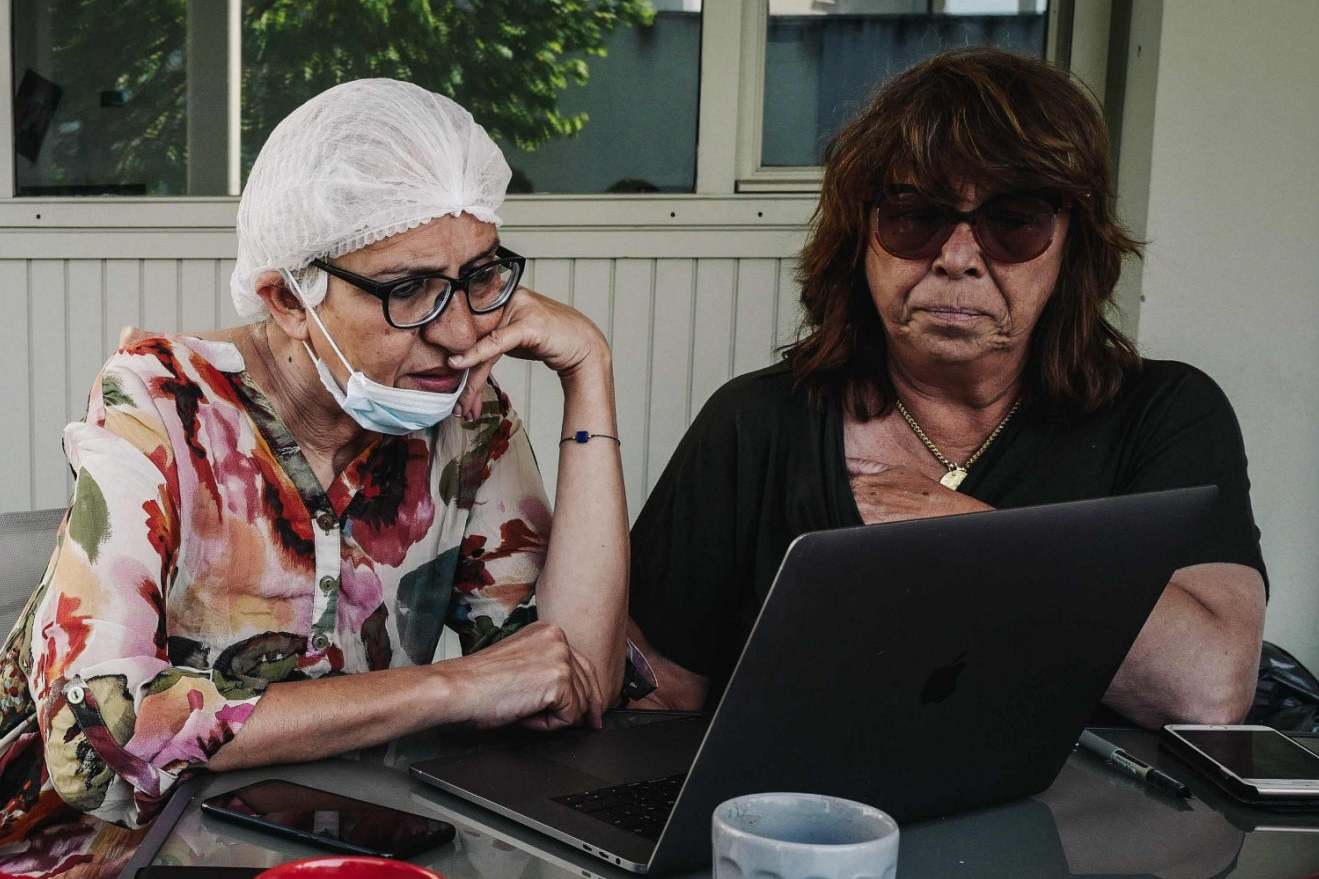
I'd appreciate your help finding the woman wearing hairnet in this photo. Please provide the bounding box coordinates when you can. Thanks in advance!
[0,79,628,870]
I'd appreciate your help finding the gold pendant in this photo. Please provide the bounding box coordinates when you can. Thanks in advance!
[940,468,968,490]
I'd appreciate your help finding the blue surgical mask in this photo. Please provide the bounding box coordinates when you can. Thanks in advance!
[283,269,467,435]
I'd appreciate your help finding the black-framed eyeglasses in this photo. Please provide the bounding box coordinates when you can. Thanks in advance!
[311,246,526,329]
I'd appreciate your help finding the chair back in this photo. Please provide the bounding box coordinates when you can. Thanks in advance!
[0,508,65,635]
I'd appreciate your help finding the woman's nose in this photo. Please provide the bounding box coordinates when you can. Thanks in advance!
[423,290,480,354]
[932,221,985,279]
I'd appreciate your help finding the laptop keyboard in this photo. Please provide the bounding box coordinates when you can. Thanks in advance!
[551,773,686,840]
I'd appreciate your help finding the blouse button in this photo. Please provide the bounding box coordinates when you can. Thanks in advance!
[316,510,337,532]
[66,685,86,705]
[319,575,337,593]
[311,633,330,652]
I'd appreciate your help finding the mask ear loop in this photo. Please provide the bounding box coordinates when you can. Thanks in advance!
[282,267,356,378]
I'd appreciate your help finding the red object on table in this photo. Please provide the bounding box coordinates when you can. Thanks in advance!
[256,856,445,879]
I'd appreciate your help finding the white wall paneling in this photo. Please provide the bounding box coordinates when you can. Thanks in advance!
[690,259,737,420]
[610,260,657,518]
[181,260,220,332]
[217,259,241,328]
[0,248,806,521]
[524,258,571,499]
[775,259,804,349]
[28,260,69,509]
[733,258,781,378]
[645,259,697,499]
[104,261,143,356]
[65,260,103,431]
[0,260,31,512]
[0,195,817,233]
[143,260,180,334]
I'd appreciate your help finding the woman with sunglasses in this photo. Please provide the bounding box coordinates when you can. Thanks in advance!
[0,79,627,868]
[627,49,1266,729]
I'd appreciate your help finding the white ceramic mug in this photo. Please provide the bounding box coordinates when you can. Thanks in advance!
[712,792,899,879]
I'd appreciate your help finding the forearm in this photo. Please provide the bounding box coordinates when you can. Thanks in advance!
[536,352,630,698]
[1103,564,1265,728]
[210,662,460,771]
[627,619,709,711]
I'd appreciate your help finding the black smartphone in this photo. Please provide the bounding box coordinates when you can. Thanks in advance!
[200,780,455,858]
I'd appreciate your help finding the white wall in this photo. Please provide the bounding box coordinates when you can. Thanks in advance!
[1133,0,1319,667]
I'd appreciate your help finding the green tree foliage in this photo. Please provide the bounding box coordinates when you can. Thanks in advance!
[242,0,654,165]
[40,0,654,193]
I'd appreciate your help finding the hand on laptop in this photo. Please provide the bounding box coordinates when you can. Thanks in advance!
[449,621,606,731]
[847,461,993,525]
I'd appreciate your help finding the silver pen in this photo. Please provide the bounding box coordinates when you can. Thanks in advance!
[1078,730,1191,798]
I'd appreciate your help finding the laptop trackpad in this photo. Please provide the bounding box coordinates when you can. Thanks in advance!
[515,714,709,784]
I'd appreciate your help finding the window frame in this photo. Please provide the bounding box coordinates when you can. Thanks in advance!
[0,0,1108,219]
[1,0,14,200]
[736,0,1079,192]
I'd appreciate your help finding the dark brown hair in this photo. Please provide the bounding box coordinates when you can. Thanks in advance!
[785,48,1141,419]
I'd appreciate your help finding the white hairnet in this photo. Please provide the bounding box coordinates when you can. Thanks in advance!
[230,78,512,320]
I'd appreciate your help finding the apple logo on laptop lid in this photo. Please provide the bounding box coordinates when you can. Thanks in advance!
[921,651,968,705]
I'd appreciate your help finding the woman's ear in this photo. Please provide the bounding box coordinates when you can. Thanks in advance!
[256,270,310,342]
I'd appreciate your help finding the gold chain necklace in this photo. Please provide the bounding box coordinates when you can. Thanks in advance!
[895,398,1022,491]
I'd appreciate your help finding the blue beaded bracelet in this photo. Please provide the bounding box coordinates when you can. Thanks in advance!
[560,430,621,445]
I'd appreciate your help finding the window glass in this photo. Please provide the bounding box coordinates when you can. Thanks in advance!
[762,0,1050,168]
[10,0,701,196]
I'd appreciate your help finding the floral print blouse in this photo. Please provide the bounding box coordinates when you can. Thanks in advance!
[0,334,549,877]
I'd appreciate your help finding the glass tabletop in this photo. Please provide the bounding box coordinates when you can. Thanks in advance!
[137,729,1319,879]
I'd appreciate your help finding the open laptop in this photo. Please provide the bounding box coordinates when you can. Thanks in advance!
[411,487,1215,874]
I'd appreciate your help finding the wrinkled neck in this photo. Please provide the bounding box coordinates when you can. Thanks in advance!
[886,340,1026,412]
[886,351,1023,455]
[246,322,371,479]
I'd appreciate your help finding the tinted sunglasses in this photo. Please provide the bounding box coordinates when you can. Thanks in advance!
[872,189,1069,264]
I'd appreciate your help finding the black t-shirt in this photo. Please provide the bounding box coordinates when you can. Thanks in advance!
[629,359,1267,710]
